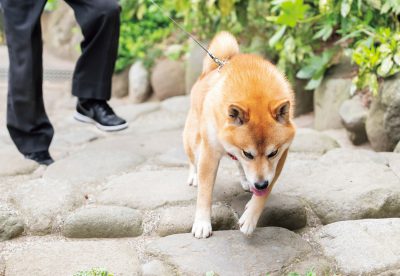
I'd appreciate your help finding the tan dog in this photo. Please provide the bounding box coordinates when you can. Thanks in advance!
[183,32,296,238]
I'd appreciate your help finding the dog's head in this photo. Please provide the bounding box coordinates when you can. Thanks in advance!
[218,54,296,195]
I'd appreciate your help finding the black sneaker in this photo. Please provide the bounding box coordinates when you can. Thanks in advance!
[24,150,54,166]
[74,99,128,132]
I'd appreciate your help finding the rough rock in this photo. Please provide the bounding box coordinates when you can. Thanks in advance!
[395,141,400,153]
[294,79,314,116]
[52,127,99,148]
[156,204,237,237]
[380,152,400,179]
[161,95,190,114]
[147,228,312,276]
[366,76,400,151]
[9,179,84,234]
[62,205,142,238]
[44,139,145,185]
[151,59,185,101]
[114,102,160,122]
[112,68,129,98]
[290,128,340,154]
[339,95,368,145]
[185,40,206,94]
[0,206,24,241]
[314,77,352,130]
[128,109,187,134]
[0,259,4,276]
[315,218,400,275]
[319,148,387,165]
[129,61,151,103]
[231,193,307,230]
[97,169,244,210]
[142,260,175,276]
[4,240,141,276]
[283,255,335,276]
[275,161,400,224]
[156,145,187,167]
[0,148,39,177]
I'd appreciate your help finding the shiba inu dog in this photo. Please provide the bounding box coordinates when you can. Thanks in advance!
[183,31,296,238]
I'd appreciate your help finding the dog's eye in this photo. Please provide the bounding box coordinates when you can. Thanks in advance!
[242,150,254,160]
[267,149,278,159]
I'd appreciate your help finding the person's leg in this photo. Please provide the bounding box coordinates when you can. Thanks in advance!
[64,0,127,132]
[64,0,120,100]
[2,0,54,162]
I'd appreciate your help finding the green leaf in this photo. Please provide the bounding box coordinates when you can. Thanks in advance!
[296,65,315,79]
[377,56,394,76]
[366,0,382,9]
[269,26,287,47]
[394,53,400,66]
[275,0,309,28]
[319,0,333,13]
[341,0,353,17]
[305,76,323,90]
[218,0,235,16]
[313,24,333,41]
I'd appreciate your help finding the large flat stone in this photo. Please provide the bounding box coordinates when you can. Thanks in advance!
[231,193,307,230]
[161,95,190,114]
[128,109,186,134]
[9,179,84,234]
[275,160,400,224]
[156,204,237,237]
[4,240,141,276]
[319,148,387,165]
[155,145,187,167]
[142,260,175,276]
[62,205,142,238]
[0,148,39,177]
[380,152,400,179]
[114,102,160,122]
[51,127,99,149]
[315,218,400,275]
[44,138,145,185]
[0,204,24,241]
[147,227,312,276]
[290,128,340,155]
[112,130,183,157]
[97,169,244,210]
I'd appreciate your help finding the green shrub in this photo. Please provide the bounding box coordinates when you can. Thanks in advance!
[116,0,173,72]
[164,0,400,95]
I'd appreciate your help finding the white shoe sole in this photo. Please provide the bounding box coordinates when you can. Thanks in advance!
[73,111,128,132]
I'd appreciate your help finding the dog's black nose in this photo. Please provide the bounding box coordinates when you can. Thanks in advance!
[254,181,269,190]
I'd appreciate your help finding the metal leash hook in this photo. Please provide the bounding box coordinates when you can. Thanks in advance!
[149,0,226,69]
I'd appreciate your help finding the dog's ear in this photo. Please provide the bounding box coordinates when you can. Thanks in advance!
[228,104,249,126]
[272,100,291,124]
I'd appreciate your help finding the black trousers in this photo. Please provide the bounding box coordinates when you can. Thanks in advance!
[1,0,120,154]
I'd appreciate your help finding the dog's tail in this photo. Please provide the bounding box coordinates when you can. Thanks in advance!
[202,31,239,75]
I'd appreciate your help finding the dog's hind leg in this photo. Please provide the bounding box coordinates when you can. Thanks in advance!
[236,162,250,192]
[187,163,198,186]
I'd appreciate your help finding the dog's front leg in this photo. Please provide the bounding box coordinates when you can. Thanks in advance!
[192,142,220,238]
[239,149,289,236]
[239,191,270,236]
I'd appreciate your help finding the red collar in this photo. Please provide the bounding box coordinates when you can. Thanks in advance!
[227,153,238,161]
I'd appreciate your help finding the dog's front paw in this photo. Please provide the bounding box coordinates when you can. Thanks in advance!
[239,208,259,236]
[192,219,212,238]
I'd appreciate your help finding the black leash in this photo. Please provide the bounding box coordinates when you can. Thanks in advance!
[149,0,226,68]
